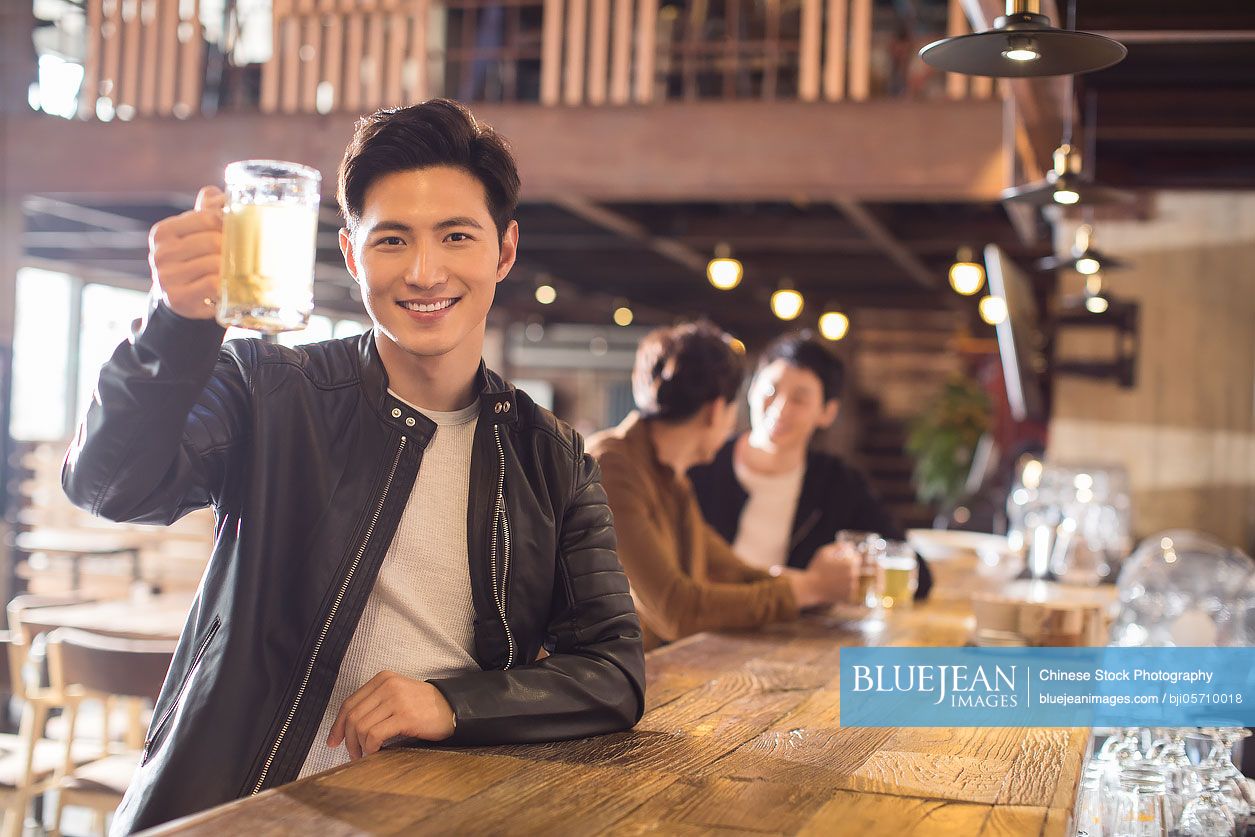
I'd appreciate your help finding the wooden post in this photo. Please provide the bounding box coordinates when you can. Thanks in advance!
[363,5,386,109]
[633,0,657,103]
[609,0,631,104]
[261,0,283,112]
[821,0,846,101]
[587,0,610,105]
[137,0,160,115]
[120,0,143,112]
[405,0,429,104]
[79,0,105,118]
[342,11,364,112]
[540,0,564,106]
[945,0,967,100]
[383,10,407,107]
[298,0,321,113]
[320,0,342,112]
[563,0,587,105]
[175,0,203,116]
[101,0,124,111]
[798,0,821,102]
[847,0,870,101]
[280,14,301,112]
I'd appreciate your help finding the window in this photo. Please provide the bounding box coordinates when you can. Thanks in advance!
[75,284,148,425]
[11,268,74,441]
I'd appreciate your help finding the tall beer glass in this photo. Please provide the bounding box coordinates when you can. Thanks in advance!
[218,160,321,333]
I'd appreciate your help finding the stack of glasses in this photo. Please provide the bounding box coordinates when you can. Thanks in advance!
[1077,727,1255,836]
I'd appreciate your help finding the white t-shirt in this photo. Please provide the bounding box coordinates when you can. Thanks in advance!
[730,457,806,571]
[299,393,480,778]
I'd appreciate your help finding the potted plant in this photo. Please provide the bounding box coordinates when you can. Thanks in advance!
[905,376,991,511]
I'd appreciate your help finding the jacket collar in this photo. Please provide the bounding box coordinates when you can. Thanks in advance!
[617,411,683,487]
[356,331,518,441]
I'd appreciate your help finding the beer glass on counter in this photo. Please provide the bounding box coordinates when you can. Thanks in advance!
[218,160,321,333]
[878,540,918,609]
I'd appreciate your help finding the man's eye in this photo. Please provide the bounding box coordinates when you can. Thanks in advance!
[447,232,471,243]
[377,237,404,246]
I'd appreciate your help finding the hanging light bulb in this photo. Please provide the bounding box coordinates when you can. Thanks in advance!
[979,295,1008,325]
[1083,274,1109,314]
[613,304,634,326]
[771,282,804,321]
[535,284,557,305]
[707,242,743,291]
[728,337,747,355]
[948,246,986,296]
[819,309,850,341]
[1001,35,1041,62]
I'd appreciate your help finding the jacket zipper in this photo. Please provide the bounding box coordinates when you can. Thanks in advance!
[249,436,406,795]
[491,424,515,669]
[142,614,222,765]
[789,509,822,552]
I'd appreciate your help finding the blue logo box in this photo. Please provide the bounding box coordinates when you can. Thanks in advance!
[839,647,1255,727]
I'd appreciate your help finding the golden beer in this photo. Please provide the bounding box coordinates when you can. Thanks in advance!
[218,160,321,333]
[879,555,916,609]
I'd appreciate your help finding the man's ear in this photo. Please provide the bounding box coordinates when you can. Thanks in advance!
[339,228,360,283]
[818,399,840,429]
[496,220,520,283]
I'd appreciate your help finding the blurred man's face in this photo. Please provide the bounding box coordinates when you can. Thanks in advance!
[748,360,837,450]
[340,165,518,360]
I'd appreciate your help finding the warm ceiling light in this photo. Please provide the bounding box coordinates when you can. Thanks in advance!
[919,0,1126,78]
[819,310,850,341]
[1083,274,1109,314]
[728,337,747,355]
[1076,256,1101,275]
[1052,189,1080,205]
[1001,35,1040,62]
[707,242,743,291]
[535,284,557,305]
[948,246,985,296]
[771,285,804,321]
[979,295,1008,325]
[613,305,634,326]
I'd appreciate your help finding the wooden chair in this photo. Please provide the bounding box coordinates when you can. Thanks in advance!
[0,631,101,837]
[45,628,176,837]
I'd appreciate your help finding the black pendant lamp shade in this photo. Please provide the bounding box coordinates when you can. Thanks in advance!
[1002,144,1136,208]
[919,0,1126,78]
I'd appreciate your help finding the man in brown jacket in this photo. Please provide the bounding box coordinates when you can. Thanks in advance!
[589,322,859,649]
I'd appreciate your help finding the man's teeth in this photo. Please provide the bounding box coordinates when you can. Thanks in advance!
[402,299,455,313]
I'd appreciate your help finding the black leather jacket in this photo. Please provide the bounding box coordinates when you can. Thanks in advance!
[62,301,646,834]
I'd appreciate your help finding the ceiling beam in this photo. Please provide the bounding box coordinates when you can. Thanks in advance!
[23,195,151,232]
[550,197,708,275]
[832,199,940,291]
[7,101,1006,202]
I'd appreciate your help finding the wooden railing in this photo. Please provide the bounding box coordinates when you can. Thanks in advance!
[68,0,996,119]
[77,0,205,120]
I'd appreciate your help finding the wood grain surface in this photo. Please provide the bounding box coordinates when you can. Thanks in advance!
[145,596,1086,836]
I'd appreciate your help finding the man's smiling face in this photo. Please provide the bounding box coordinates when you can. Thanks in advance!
[340,165,518,359]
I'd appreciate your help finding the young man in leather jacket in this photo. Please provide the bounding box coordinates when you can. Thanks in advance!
[62,98,645,834]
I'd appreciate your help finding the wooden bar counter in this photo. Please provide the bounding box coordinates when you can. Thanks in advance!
[146,596,1087,836]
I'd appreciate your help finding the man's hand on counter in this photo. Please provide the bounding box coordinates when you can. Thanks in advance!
[327,671,457,759]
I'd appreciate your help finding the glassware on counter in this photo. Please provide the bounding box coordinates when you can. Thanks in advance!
[1110,531,1254,647]
[1178,767,1236,836]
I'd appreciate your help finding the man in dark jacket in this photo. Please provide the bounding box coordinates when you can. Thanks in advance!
[62,99,645,834]
[689,332,931,597]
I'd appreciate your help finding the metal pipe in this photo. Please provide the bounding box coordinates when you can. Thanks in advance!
[1007,0,1041,15]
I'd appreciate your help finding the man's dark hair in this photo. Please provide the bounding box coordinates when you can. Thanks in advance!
[757,331,845,402]
[633,322,744,423]
[337,98,520,241]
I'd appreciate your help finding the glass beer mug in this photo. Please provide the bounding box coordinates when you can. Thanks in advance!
[218,160,321,333]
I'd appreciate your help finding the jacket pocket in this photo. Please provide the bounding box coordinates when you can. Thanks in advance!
[141,615,222,766]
